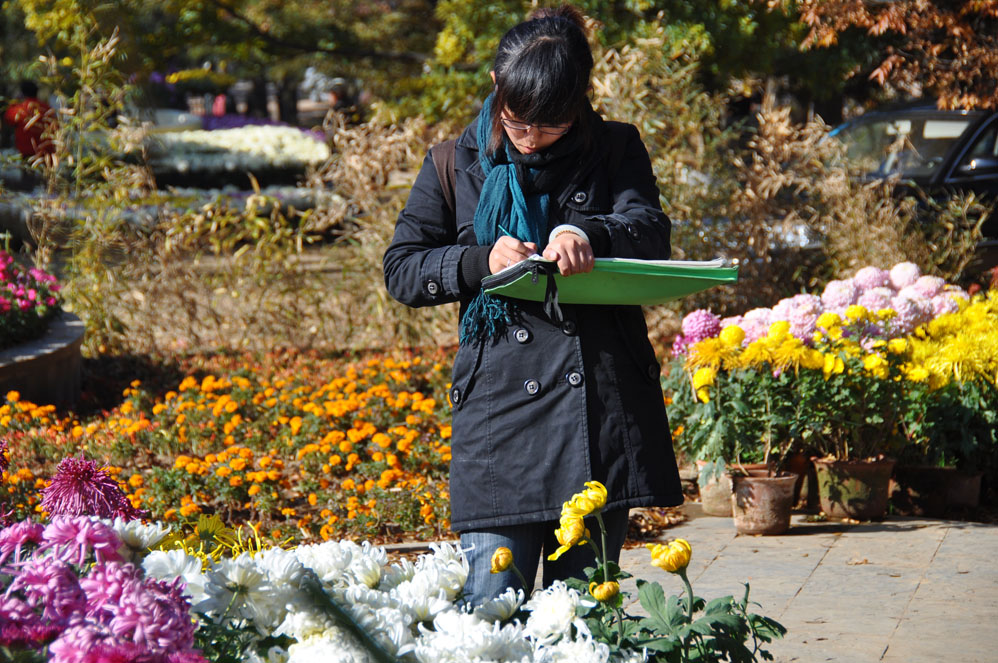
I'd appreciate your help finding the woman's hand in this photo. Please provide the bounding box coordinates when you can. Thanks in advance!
[489,236,538,274]
[543,232,594,276]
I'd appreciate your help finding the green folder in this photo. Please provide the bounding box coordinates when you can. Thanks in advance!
[482,256,738,306]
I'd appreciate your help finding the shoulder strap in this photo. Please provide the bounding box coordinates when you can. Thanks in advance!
[430,138,458,217]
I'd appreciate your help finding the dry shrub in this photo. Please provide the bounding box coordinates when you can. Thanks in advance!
[110,116,462,355]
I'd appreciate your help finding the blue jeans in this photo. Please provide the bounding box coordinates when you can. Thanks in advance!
[459,509,629,608]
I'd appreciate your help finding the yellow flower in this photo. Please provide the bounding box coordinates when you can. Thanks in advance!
[905,365,930,382]
[647,538,692,573]
[816,311,841,329]
[548,516,588,561]
[845,304,871,323]
[823,353,845,379]
[589,581,620,602]
[767,320,791,339]
[719,325,745,347]
[490,547,513,574]
[581,481,607,511]
[863,353,889,379]
[691,366,716,403]
[888,338,908,355]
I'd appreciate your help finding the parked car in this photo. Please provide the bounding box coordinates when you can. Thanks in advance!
[830,102,998,273]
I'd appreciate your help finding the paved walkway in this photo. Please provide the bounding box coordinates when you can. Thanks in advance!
[617,504,998,662]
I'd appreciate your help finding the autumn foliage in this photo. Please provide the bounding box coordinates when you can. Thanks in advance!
[799,0,998,109]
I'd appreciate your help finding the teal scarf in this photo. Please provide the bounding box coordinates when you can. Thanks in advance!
[459,94,553,344]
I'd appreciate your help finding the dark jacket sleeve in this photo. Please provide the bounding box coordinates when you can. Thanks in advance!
[383,152,474,308]
[574,123,672,260]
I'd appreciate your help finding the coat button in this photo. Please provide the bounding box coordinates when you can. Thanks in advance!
[572,191,588,204]
[426,280,440,295]
[566,371,584,387]
[523,379,540,395]
[626,224,641,240]
[450,387,461,404]
[647,363,660,380]
[514,328,531,344]
[560,320,577,336]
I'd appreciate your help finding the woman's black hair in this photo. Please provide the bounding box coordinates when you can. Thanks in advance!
[489,5,594,154]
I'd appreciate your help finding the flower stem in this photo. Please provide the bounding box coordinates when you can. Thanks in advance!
[679,567,694,661]
[509,562,529,595]
[594,511,623,645]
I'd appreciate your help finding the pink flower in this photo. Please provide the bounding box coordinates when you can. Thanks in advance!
[41,456,144,520]
[80,561,140,621]
[0,520,44,565]
[889,261,921,289]
[108,576,196,653]
[890,293,933,335]
[820,279,858,309]
[681,309,722,343]
[776,294,822,341]
[42,516,122,566]
[931,293,961,316]
[0,621,62,648]
[853,266,890,291]
[911,275,946,298]
[857,287,894,312]
[7,556,87,624]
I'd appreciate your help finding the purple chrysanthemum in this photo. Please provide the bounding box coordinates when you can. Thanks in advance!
[0,621,62,648]
[80,561,141,621]
[889,262,921,290]
[856,287,894,312]
[42,516,122,566]
[0,520,44,565]
[108,575,196,653]
[681,309,722,343]
[853,266,890,291]
[41,456,144,520]
[820,279,859,309]
[79,642,148,663]
[911,275,946,298]
[7,556,87,624]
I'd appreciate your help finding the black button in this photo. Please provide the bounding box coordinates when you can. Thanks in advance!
[450,387,461,404]
[626,225,641,240]
[426,280,440,295]
[566,371,584,387]
[647,363,659,380]
[514,328,531,344]
[524,379,540,395]
[572,191,588,204]
[560,320,577,336]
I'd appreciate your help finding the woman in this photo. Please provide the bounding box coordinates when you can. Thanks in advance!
[383,5,683,606]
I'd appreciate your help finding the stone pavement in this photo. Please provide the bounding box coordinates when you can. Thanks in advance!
[617,504,998,663]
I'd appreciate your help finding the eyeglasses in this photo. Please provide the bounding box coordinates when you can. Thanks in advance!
[500,117,573,136]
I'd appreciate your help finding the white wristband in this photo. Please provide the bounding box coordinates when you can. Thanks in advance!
[548,224,589,245]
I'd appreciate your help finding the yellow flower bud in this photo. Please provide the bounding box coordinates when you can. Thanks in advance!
[845,304,870,323]
[647,538,692,573]
[490,547,513,574]
[589,580,620,602]
[581,481,607,510]
[548,515,587,561]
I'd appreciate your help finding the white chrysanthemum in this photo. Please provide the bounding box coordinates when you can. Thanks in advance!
[285,631,377,663]
[413,610,532,663]
[244,645,290,663]
[390,577,452,623]
[274,608,339,642]
[111,518,171,562]
[524,581,588,646]
[379,557,417,591]
[295,540,362,586]
[141,548,207,605]
[341,583,399,612]
[474,587,524,623]
[413,543,469,601]
[251,547,307,630]
[535,635,612,663]
[348,554,382,589]
[200,552,274,625]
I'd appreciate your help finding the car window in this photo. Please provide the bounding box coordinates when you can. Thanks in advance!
[836,116,973,177]
[952,120,998,179]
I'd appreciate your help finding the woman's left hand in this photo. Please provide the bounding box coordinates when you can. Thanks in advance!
[543,233,594,276]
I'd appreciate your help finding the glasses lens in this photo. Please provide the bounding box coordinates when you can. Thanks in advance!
[537,125,570,135]
[502,118,570,135]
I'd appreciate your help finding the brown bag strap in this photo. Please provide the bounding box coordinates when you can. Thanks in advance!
[430,138,457,217]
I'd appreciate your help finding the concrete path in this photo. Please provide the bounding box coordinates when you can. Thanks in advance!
[618,505,998,662]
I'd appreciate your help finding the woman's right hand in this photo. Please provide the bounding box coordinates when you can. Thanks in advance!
[489,236,538,274]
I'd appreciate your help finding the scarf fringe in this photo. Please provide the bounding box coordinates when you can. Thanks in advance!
[459,291,510,345]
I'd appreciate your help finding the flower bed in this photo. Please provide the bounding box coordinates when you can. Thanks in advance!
[0,251,61,350]
[0,463,785,663]
[1,352,454,544]
[664,262,998,483]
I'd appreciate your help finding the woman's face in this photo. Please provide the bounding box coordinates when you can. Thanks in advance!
[500,109,572,155]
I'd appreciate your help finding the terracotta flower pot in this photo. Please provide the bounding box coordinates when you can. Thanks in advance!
[730,472,798,535]
[813,457,896,521]
[889,466,983,517]
[696,461,769,517]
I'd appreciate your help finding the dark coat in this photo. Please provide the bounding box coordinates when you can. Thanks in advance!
[383,118,684,531]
